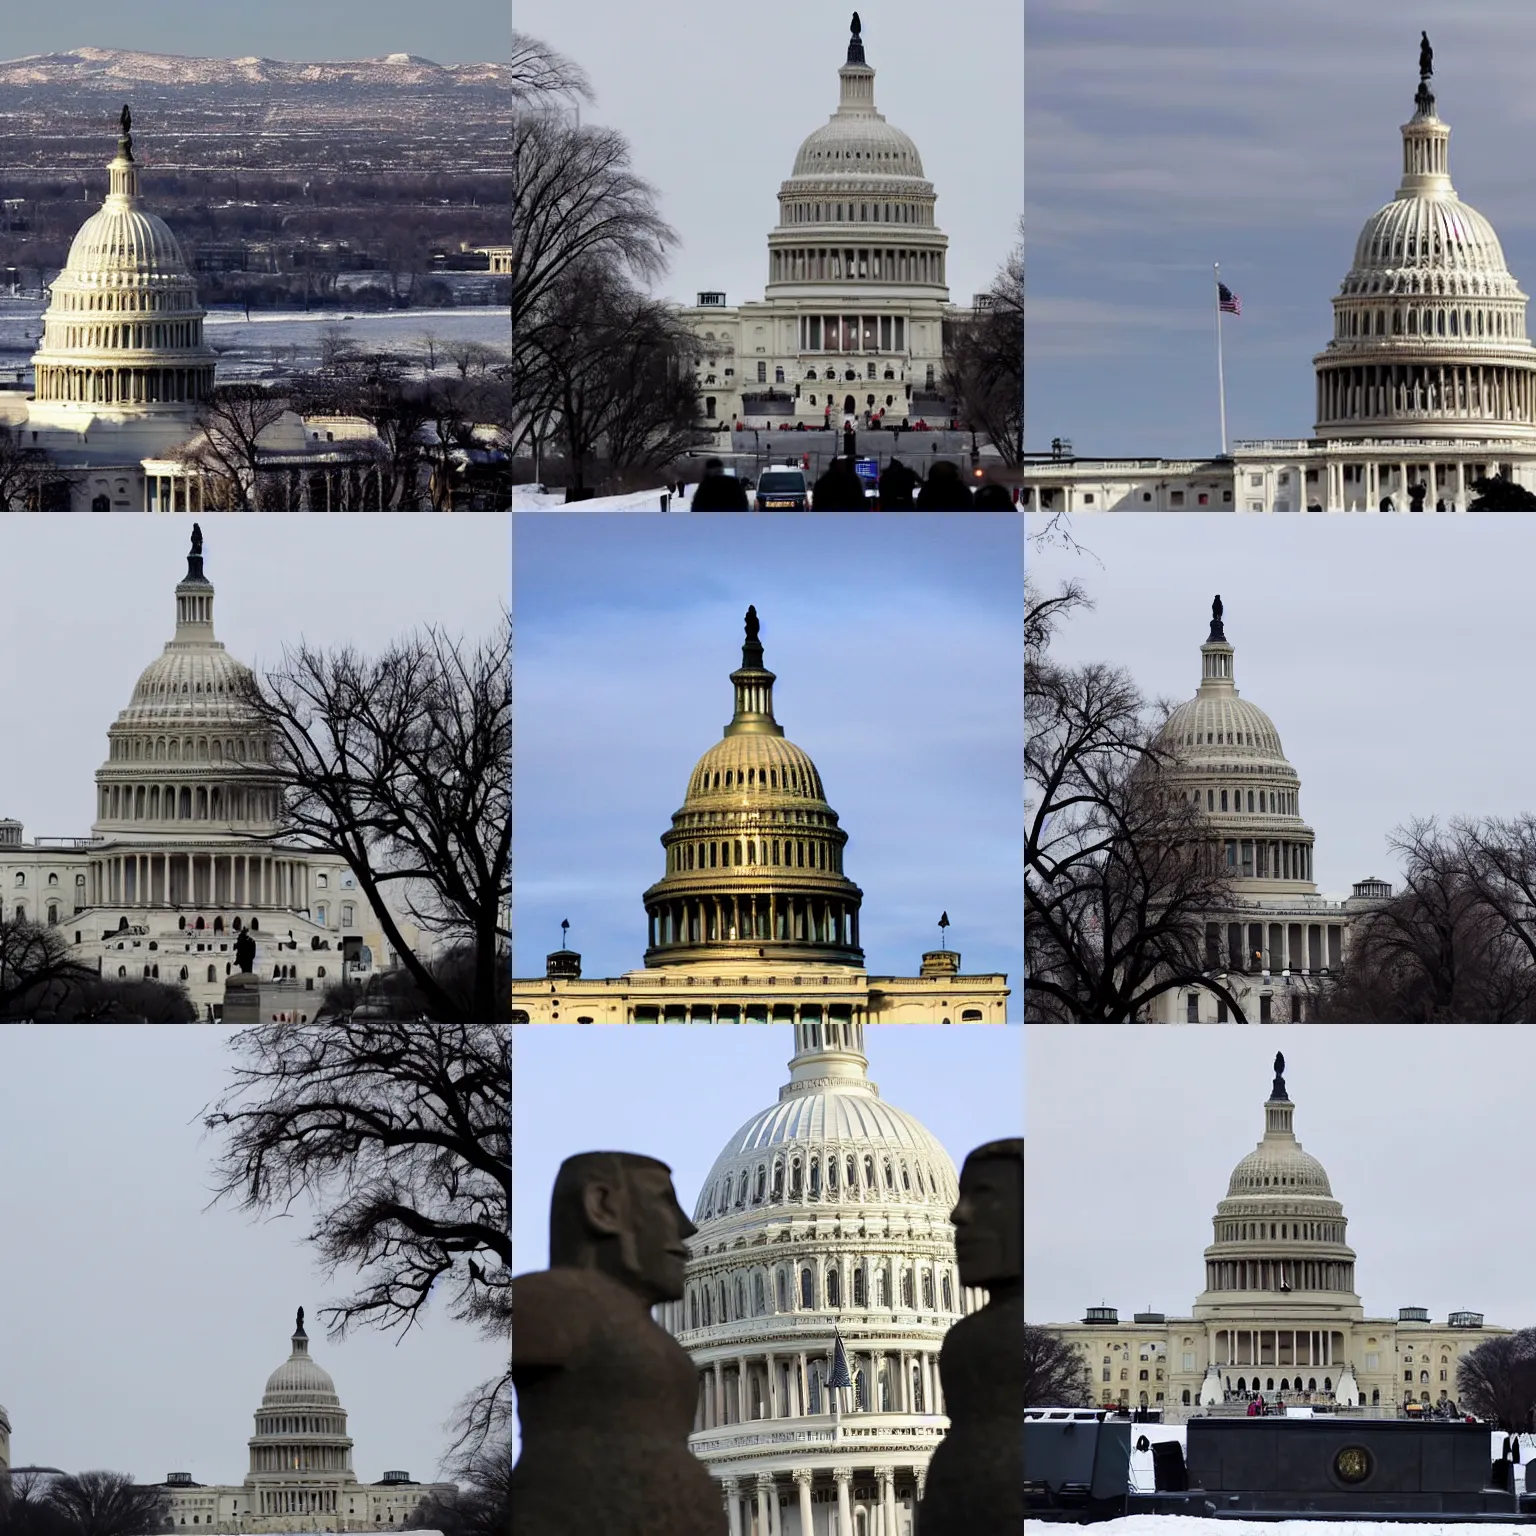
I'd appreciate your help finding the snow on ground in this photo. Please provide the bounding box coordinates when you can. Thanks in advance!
[512,486,696,511]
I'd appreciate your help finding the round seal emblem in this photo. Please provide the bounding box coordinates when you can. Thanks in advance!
[1334,1445,1372,1484]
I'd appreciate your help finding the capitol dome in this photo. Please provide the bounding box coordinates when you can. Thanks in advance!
[1153,597,1317,897]
[1195,1056,1360,1323]
[29,106,216,420]
[659,1020,983,1536]
[1314,47,1536,442]
[642,607,864,969]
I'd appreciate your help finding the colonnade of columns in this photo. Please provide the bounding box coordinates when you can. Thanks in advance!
[771,244,943,287]
[1212,919,1344,975]
[1213,1328,1346,1368]
[720,1466,925,1536]
[647,892,858,952]
[258,1488,339,1515]
[1206,1256,1355,1293]
[1322,457,1478,510]
[1318,361,1535,428]
[92,851,306,910]
[697,1344,942,1431]
[33,363,214,405]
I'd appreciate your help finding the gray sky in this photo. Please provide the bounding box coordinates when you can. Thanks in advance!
[0,1026,499,1483]
[0,515,509,843]
[512,1021,1025,1455]
[1026,1027,1536,1328]
[514,0,1022,310]
[512,514,1024,999]
[1026,1,1536,456]
[0,3,507,64]
[1025,513,1536,899]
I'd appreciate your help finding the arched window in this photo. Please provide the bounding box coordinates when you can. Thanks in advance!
[736,1277,746,1318]
[827,1269,841,1306]
[855,1369,869,1410]
[853,1268,866,1306]
[778,1269,789,1312]
[754,1273,765,1314]
[753,1165,766,1202]
[942,1273,953,1310]
[901,1270,914,1307]
[809,1362,823,1414]
[809,1158,821,1198]
[771,1160,784,1200]
[801,1268,814,1309]
[922,1271,934,1308]
[875,1267,887,1306]
[847,1154,857,1188]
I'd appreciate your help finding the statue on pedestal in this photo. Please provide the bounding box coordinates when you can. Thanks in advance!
[235,928,256,974]
[511,1152,725,1536]
[918,1139,1024,1536]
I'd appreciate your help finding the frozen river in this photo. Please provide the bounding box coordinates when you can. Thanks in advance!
[0,297,507,383]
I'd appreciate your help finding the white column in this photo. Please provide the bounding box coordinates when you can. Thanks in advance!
[724,1478,743,1536]
[756,1475,772,1536]
[834,1470,853,1536]
[794,1471,814,1536]
[879,1469,896,1535]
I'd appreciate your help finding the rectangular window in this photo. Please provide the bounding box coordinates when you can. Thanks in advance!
[809,316,822,350]
[862,316,877,350]
[895,317,904,350]
[1186,993,1199,1023]
[881,316,892,351]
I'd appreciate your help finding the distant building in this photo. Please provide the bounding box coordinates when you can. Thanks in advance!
[1021,48,1536,511]
[675,16,964,432]
[1042,1057,1507,1419]
[154,1309,454,1532]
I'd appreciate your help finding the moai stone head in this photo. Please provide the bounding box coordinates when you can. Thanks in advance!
[549,1151,697,1306]
[950,1139,1023,1292]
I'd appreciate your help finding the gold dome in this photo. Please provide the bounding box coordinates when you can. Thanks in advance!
[642,608,864,968]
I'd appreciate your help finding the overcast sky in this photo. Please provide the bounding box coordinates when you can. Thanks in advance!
[512,514,1023,1001]
[514,0,1022,311]
[0,2,506,63]
[1025,513,1536,899]
[0,1026,498,1483]
[512,1021,1024,1456]
[0,515,508,843]
[1026,1,1536,457]
[1026,1026,1536,1328]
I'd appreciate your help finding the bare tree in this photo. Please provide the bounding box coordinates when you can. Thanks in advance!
[187,385,292,510]
[1024,1325,1094,1410]
[0,918,95,1020]
[40,1474,168,1536]
[510,31,593,104]
[0,421,60,509]
[0,1469,70,1536]
[205,1022,510,1456]
[1458,1330,1536,1430]
[403,1434,511,1536]
[237,619,510,1023]
[943,227,1023,466]
[1025,580,1243,1020]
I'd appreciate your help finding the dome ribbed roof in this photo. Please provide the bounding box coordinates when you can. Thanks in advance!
[262,1313,340,1406]
[683,732,827,805]
[64,201,192,280]
[1226,1142,1334,1198]
[1159,693,1287,766]
[1349,196,1514,289]
[693,1025,958,1226]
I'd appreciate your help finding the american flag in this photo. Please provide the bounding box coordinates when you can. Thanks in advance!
[828,1328,853,1388]
[1218,282,1242,316]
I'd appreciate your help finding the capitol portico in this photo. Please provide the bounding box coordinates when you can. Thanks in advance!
[1021,40,1536,512]
[1043,1057,1509,1421]
[677,15,966,432]
[1140,598,1390,1022]
[510,608,1009,1022]
[652,1019,986,1536]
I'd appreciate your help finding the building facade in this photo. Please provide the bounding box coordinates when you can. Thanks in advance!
[1044,1058,1506,1420]
[510,611,1009,1022]
[0,530,399,1018]
[1141,599,1390,1022]
[653,1020,988,1536]
[156,1310,453,1532]
[1021,46,1536,512]
[676,16,963,432]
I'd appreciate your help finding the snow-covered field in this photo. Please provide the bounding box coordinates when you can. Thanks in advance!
[512,486,695,512]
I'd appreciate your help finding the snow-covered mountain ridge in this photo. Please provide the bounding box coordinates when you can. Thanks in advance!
[0,47,510,88]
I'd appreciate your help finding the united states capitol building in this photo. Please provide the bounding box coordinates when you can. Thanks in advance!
[510,609,1009,1023]
[0,108,435,512]
[0,528,400,1019]
[1041,1057,1508,1420]
[1022,44,1536,512]
[150,1309,453,1531]
[1139,598,1390,1023]
[651,1019,988,1536]
[676,15,967,431]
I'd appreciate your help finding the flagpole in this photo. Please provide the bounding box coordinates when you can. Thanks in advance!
[1214,262,1229,457]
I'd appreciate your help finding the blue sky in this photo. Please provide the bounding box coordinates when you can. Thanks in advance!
[1026,513,1536,900]
[1,2,506,62]
[512,1021,1023,1455]
[0,516,509,842]
[0,1027,496,1482]
[1026,1,1536,456]
[1027,1027,1536,1327]
[512,514,1023,999]
[513,0,1022,311]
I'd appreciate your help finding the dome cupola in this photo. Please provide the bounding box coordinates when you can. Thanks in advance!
[1195,1055,1361,1321]
[1154,597,1317,896]
[1314,39,1536,442]
[642,608,864,968]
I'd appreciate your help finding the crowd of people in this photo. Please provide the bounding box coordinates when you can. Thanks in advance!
[681,455,1016,511]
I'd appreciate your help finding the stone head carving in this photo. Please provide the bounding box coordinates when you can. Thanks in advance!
[549,1151,696,1306]
[950,1139,1022,1291]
